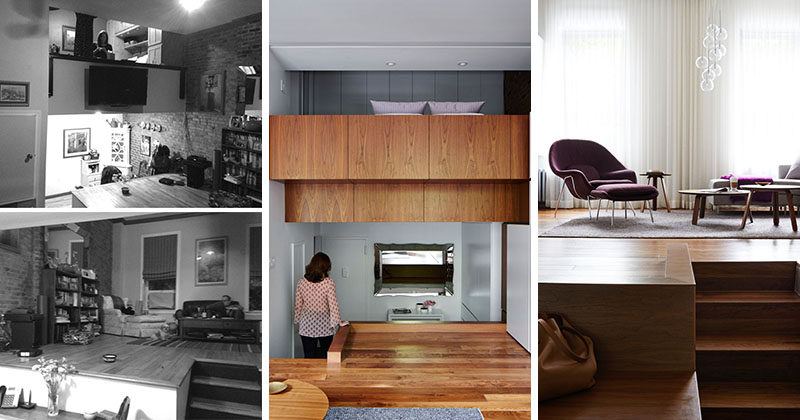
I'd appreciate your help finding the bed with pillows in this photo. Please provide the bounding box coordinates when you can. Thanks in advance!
[369,100,486,115]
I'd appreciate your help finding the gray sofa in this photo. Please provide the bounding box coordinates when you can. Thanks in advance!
[709,165,800,208]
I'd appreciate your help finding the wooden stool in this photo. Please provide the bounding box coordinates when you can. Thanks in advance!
[640,172,672,212]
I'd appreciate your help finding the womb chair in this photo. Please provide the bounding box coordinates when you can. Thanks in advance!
[548,139,659,225]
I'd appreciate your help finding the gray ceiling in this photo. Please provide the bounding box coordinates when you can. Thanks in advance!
[49,0,261,34]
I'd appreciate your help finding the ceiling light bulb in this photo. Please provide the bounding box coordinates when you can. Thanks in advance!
[180,0,206,12]
[458,61,468,66]
[385,61,396,66]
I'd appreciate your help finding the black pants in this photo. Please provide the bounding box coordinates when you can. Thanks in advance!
[300,335,334,359]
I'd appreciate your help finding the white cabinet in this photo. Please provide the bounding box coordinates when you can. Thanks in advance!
[506,224,531,352]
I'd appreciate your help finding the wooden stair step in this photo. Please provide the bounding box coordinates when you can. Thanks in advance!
[699,381,800,409]
[697,349,800,383]
[189,397,261,418]
[191,375,261,391]
[696,291,800,303]
[692,261,796,292]
[697,334,800,351]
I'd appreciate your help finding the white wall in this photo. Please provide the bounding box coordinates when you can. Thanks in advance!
[46,113,122,196]
[47,228,82,264]
[318,222,463,322]
[0,0,49,206]
[268,50,300,115]
[112,213,262,312]
[460,222,504,321]
[268,181,318,358]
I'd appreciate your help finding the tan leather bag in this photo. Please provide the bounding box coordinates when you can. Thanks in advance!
[538,313,597,401]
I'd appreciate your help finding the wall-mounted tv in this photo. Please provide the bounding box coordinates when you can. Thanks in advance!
[87,66,148,107]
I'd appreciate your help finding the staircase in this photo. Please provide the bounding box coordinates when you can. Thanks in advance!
[694,261,800,420]
[186,361,262,419]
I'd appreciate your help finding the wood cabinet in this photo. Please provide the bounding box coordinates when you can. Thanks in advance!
[269,116,348,180]
[348,116,428,179]
[285,182,353,222]
[147,28,184,66]
[510,115,530,179]
[353,183,424,222]
[424,182,529,222]
[429,115,511,179]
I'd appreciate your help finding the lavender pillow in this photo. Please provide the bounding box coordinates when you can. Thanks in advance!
[787,155,800,179]
[428,101,485,114]
[370,100,426,115]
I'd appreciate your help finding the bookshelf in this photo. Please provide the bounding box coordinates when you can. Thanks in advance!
[41,268,100,344]
[220,127,262,201]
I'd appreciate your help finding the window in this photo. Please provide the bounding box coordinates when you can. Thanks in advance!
[142,233,178,310]
[248,226,262,311]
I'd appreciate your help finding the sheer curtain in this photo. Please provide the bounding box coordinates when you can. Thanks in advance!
[536,0,790,209]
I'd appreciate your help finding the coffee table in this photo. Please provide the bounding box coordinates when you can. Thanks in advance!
[678,189,753,229]
[179,318,261,343]
[740,184,800,231]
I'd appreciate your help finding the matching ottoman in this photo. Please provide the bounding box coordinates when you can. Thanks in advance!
[590,184,659,225]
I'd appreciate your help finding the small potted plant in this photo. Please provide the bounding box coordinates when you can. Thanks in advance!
[32,357,77,416]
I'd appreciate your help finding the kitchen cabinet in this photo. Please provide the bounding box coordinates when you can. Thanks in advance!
[269,115,348,180]
[353,183,424,222]
[423,182,529,222]
[429,115,512,179]
[510,115,530,179]
[284,182,353,222]
[147,28,184,66]
[348,115,428,179]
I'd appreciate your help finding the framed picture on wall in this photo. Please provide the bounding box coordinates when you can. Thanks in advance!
[196,237,227,286]
[0,81,30,107]
[62,26,75,53]
[199,71,225,114]
[63,128,91,158]
[141,135,151,156]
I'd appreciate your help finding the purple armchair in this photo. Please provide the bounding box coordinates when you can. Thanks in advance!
[549,139,658,225]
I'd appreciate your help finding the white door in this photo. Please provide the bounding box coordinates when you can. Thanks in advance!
[320,237,368,322]
[291,241,306,358]
[506,224,531,352]
[0,112,37,205]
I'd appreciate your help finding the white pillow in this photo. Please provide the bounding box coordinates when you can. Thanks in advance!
[370,100,427,115]
[786,155,800,179]
[428,101,485,114]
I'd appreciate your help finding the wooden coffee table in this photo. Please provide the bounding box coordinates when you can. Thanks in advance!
[740,184,800,231]
[179,318,261,343]
[678,189,753,229]
[270,379,329,420]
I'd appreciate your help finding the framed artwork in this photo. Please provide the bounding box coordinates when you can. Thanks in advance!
[0,230,20,253]
[47,249,59,260]
[195,237,227,286]
[63,128,91,158]
[62,26,75,53]
[0,81,29,107]
[141,135,151,156]
[237,85,247,103]
[199,71,225,114]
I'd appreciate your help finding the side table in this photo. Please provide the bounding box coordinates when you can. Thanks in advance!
[640,172,672,212]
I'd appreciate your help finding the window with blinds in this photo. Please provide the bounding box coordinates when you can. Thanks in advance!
[249,226,262,311]
[142,233,178,310]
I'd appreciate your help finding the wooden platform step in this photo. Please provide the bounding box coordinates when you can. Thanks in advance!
[191,375,261,391]
[189,397,261,418]
[697,334,800,351]
[696,291,800,335]
[692,261,796,292]
[700,381,800,409]
[697,348,800,383]
[696,290,800,303]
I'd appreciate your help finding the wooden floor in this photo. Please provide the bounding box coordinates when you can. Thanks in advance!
[269,322,531,420]
[0,334,261,387]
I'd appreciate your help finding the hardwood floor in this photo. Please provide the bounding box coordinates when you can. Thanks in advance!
[0,334,261,387]
[269,322,530,420]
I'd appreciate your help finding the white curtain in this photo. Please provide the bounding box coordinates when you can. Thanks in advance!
[536,0,800,209]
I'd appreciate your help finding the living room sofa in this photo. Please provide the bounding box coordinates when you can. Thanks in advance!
[101,295,167,338]
[708,165,800,208]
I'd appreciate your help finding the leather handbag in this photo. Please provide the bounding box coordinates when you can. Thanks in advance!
[538,312,597,401]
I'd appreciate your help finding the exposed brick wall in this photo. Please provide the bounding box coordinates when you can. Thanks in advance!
[0,228,44,313]
[77,221,113,295]
[122,13,261,174]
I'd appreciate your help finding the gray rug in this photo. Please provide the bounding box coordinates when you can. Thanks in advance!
[541,210,800,239]
[324,407,484,420]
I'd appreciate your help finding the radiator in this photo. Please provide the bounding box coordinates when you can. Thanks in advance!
[538,168,547,209]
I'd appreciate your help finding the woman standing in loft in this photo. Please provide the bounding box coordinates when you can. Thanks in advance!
[294,252,349,358]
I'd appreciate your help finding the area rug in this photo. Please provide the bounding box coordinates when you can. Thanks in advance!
[324,407,484,420]
[127,337,260,353]
[540,210,800,239]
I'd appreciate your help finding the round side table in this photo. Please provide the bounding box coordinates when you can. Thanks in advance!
[640,172,672,212]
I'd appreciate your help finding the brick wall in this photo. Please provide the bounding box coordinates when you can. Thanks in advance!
[77,221,113,295]
[0,228,44,313]
[123,13,261,173]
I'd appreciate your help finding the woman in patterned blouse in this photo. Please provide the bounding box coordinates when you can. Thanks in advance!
[294,252,349,358]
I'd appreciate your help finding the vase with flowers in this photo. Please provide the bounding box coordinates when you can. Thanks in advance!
[32,357,77,416]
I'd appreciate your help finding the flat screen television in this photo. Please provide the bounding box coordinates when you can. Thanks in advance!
[87,66,148,106]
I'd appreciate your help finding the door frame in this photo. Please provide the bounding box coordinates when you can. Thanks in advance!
[318,235,369,321]
[290,240,306,358]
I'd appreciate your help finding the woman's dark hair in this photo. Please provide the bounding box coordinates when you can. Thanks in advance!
[304,252,331,283]
[97,31,108,46]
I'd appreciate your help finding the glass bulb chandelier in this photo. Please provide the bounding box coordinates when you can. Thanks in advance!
[696,6,727,92]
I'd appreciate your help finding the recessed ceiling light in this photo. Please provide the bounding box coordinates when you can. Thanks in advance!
[458,61,469,67]
[180,0,206,12]
[385,61,396,67]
